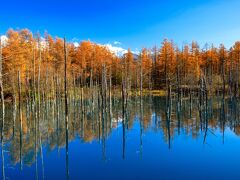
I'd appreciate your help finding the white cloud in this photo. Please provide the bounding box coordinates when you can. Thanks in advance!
[0,35,48,49]
[0,35,8,46]
[113,41,122,45]
[0,35,138,58]
[102,42,139,57]
[104,43,128,57]
[73,42,79,47]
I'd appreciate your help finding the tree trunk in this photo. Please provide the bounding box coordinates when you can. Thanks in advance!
[64,38,69,180]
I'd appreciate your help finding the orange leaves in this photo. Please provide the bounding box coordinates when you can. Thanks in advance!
[123,48,135,74]
[72,41,118,80]
[141,48,152,74]
[2,28,240,92]
[4,29,33,81]
[76,41,92,71]
[232,42,240,64]
[159,39,176,81]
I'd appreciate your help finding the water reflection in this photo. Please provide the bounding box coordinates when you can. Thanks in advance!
[1,96,240,179]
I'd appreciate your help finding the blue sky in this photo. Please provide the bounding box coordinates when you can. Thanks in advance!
[1,0,240,49]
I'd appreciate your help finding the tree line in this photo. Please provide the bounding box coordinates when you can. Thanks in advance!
[1,28,240,101]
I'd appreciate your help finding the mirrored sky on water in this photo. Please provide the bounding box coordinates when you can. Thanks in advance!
[1,97,240,179]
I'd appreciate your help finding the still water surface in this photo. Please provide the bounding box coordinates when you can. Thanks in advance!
[1,96,240,180]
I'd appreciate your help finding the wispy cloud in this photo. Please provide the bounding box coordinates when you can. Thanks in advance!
[113,41,121,45]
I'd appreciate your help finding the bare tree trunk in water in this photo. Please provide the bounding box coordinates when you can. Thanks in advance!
[0,37,4,138]
[140,55,143,100]
[64,38,69,180]
[18,70,23,170]
[0,35,5,180]
[166,79,172,149]
[109,66,113,123]
[32,44,37,105]
[37,38,42,124]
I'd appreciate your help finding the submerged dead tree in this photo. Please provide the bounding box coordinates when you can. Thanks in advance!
[0,38,4,136]
[64,38,69,180]
[18,70,23,170]
[0,36,5,180]
[140,53,143,100]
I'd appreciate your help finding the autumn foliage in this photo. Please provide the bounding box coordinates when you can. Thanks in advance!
[1,28,240,98]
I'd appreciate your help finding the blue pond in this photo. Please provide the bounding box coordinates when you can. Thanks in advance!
[1,96,240,180]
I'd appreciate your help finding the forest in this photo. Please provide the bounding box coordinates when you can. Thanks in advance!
[1,28,240,180]
[2,0,240,178]
[0,28,240,103]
